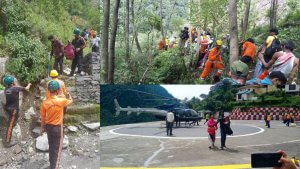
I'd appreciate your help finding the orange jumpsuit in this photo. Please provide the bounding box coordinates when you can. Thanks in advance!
[158,40,165,50]
[242,41,257,61]
[46,78,68,99]
[200,47,224,78]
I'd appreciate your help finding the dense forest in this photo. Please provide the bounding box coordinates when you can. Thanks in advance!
[100,85,178,126]
[0,0,100,84]
[101,0,300,84]
[186,84,300,113]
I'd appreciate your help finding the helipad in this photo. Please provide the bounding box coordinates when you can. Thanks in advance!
[109,122,264,139]
[100,120,300,168]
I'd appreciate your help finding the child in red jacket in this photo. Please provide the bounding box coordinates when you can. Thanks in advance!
[207,115,218,149]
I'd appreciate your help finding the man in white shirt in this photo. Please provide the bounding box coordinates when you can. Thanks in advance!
[166,112,175,136]
[90,32,100,53]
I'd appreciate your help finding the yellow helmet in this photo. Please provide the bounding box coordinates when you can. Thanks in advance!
[50,70,59,77]
[216,40,222,46]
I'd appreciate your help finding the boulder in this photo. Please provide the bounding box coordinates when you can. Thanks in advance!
[25,107,36,121]
[81,122,100,131]
[36,133,69,151]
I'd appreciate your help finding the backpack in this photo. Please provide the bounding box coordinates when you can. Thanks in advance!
[264,37,281,63]
[180,30,189,40]
[225,125,233,135]
[64,44,74,60]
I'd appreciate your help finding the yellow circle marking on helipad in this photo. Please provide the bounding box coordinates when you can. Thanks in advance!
[101,164,251,169]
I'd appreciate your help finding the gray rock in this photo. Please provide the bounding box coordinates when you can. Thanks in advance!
[67,87,76,92]
[67,126,78,132]
[14,145,22,154]
[25,107,36,121]
[36,133,69,151]
[28,146,34,153]
[12,124,22,141]
[0,57,8,77]
[81,123,100,131]
[0,158,7,166]
[0,90,6,107]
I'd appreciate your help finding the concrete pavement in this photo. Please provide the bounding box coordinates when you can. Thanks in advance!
[100,120,300,169]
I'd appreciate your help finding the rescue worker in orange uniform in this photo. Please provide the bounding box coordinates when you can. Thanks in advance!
[200,40,224,81]
[2,76,31,147]
[158,38,166,50]
[40,80,73,169]
[46,70,68,99]
[241,38,257,64]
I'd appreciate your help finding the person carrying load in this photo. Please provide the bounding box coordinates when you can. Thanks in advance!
[200,40,224,82]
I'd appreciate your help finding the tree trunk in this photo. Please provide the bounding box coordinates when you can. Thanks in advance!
[165,0,177,32]
[274,0,278,27]
[131,0,142,53]
[100,0,110,83]
[160,0,165,38]
[125,0,130,63]
[298,61,300,85]
[204,15,208,30]
[108,0,121,84]
[241,0,251,41]
[198,0,201,26]
[228,0,239,65]
[270,0,278,29]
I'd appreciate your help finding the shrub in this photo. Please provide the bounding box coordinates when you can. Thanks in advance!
[5,32,48,84]
[147,48,187,84]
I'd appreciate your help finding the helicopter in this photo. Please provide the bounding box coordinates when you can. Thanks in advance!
[114,89,203,127]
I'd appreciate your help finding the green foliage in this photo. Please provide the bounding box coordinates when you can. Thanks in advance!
[0,0,99,84]
[0,0,29,34]
[25,2,75,44]
[0,84,4,90]
[147,48,187,84]
[5,32,48,84]
[185,85,238,113]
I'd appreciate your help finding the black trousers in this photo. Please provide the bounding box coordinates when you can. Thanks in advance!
[220,128,227,147]
[45,124,63,169]
[166,122,173,135]
[54,57,64,75]
[286,119,290,127]
[266,121,270,128]
[71,52,83,74]
[2,109,19,147]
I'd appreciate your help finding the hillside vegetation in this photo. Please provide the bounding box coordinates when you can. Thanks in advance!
[0,0,100,84]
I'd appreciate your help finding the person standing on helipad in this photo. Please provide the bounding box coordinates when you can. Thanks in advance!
[286,113,291,127]
[207,114,217,149]
[266,112,271,128]
[166,112,175,136]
